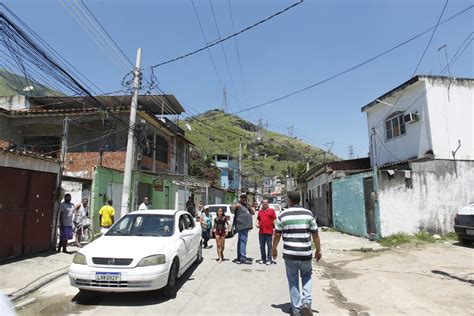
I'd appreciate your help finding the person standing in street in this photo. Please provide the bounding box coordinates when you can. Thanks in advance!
[186,196,196,217]
[233,193,255,264]
[73,197,89,247]
[272,191,321,316]
[99,199,115,234]
[212,207,229,262]
[138,197,150,211]
[257,199,276,265]
[200,206,212,248]
[58,193,75,253]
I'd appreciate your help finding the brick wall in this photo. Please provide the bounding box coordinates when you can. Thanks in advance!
[65,151,127,178]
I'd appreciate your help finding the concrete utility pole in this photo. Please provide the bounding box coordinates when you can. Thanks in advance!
[238,137,242,194]
[121,48,142,217]
[51,116,69,248]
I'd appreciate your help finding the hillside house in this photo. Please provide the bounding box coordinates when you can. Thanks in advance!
[333,75,473,239]
[0,94,197,232]
[213,153,240,191]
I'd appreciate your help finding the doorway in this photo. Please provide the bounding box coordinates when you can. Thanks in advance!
[363,177,376,236]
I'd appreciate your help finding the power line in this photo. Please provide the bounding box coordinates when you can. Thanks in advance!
[150,0,304,69]
[227,0,249,105]
[227,4,473,115]
[208,0,241,110]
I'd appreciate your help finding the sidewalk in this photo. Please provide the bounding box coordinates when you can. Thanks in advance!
[0,245,79,302]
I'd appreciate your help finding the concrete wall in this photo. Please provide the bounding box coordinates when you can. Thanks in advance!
[0,95,28,110]
[365,77,473,166]
[332,172,373,237]
[425,78,473,160]
[365,80,432,166]
[378,160,474,236]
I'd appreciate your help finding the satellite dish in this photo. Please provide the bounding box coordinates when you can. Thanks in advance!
[185,123,192,131]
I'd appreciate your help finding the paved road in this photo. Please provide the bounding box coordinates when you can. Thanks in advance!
[15,230,474,315]
[17,228,344,316]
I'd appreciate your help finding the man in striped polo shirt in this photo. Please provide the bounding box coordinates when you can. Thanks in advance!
[272,191,321,316]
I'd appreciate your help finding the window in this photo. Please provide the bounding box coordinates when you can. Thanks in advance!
[155,135,169,163]
[385,112,406,140]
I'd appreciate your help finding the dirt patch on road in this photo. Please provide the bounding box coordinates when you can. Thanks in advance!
[326,280,369,315]
[17,294,96,316]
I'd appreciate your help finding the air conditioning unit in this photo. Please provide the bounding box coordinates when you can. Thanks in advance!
[403,112,419,123]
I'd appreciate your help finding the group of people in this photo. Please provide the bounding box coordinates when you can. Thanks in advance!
[190,192,321,316]
[57,194,90,253]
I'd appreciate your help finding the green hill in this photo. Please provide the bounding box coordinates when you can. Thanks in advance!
[0,70,62,96]
[180,109,339,184]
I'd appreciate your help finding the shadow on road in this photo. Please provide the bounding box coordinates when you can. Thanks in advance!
[270,302,319,314]
[431,270,474,285]
[72,261,201,307]
[452,241,474,249]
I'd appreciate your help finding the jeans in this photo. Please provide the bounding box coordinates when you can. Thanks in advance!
[202,229,210,247]
[259,234,273,263]
[284,259,313,313]
[236,228,249,262]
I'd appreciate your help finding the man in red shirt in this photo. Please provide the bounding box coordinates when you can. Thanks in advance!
[257,199,277,265]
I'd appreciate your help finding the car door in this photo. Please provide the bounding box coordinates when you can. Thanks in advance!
[179,214,195,267]
[184,213,200,258]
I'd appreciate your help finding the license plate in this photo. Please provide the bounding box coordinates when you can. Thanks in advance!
[95,272,121,281]
[466,229,474,235]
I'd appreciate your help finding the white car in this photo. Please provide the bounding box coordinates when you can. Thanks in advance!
[203,204,235,237]
[69,210,202,297]
[258,203,282,217]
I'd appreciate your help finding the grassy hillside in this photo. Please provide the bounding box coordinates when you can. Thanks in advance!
[0,70,62,96]
[180,110,338,183]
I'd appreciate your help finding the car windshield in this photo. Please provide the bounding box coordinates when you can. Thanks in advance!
[106,214,174,237]
[270,204,281,212]
[207,206,227,213]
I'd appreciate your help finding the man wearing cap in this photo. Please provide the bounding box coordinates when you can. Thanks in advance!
[233,193,255,264]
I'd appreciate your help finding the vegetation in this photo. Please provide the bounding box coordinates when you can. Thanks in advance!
[0,70,62,96]
[378,231,456,248]
[179,110,339,184]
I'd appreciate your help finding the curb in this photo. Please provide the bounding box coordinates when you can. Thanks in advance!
[9,266,69,302]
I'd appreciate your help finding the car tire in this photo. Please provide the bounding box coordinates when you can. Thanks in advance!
[195,241,203,264]
[458,236,472,246]
[164,261,178,298]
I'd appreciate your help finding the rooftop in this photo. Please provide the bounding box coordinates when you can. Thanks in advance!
[28,94,185,115]
[361,75,474,113]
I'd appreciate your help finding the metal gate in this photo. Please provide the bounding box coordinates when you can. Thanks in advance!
[0,167,56,260]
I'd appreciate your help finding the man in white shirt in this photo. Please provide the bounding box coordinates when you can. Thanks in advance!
[139,197,151,211]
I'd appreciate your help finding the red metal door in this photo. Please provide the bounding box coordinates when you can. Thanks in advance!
[0,167,28,259]
[23,170,56,254]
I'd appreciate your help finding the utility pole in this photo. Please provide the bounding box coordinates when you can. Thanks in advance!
[238,137,242,194]
[121,48,142,217]
[51,116,68,249]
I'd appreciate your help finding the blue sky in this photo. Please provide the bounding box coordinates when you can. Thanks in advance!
[3,0,473,158]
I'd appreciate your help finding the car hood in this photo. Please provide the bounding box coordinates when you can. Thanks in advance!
[81,236,173,259]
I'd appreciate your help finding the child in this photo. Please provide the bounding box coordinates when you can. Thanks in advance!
[212,208,229,263]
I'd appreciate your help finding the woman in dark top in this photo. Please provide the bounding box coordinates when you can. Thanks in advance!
[212,208,229,263]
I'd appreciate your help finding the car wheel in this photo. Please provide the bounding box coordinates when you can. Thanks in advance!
[195,241,203,264]
[458,236,472,246]
[164,261,178,298]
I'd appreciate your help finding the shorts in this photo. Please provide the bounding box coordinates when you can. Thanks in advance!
[215,229,226,237]
[60,226,73,240]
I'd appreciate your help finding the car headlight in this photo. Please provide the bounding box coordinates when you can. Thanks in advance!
[137,254,166,267]
[72,253,87,265]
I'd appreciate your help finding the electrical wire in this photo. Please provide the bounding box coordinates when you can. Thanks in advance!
[150,0,304,69]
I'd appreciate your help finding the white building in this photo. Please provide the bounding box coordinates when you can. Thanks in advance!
[362,75,473,167]
[359,75,474,236]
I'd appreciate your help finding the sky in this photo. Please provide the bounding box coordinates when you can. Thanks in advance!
[2,0,473,158]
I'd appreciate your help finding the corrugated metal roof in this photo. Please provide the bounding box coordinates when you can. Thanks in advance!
[300,157,371,180]
[28,95,185,115]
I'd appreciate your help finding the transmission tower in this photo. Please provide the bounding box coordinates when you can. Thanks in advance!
[222,86,227,112]
[348,145,355,159]
[287,125,294,137]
